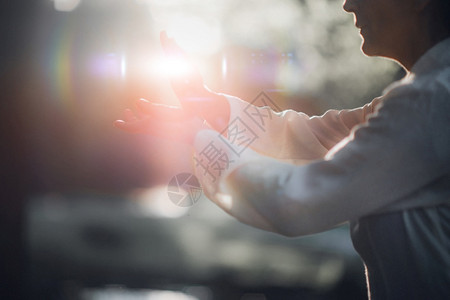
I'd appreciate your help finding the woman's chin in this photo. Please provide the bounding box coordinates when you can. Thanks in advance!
[360,39,378,57]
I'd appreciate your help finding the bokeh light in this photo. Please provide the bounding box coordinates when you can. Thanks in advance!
[152,56,192,78]
[133,186,191,219]
[53,0,81,12]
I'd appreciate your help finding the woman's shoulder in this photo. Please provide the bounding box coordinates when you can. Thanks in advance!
[379,65,450,107]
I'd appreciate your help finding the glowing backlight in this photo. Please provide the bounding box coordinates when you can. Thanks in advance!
[154,56,192,77]
[166,15,222,55]
[134,54,194,80]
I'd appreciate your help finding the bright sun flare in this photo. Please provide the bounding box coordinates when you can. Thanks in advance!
[154,56,192,77]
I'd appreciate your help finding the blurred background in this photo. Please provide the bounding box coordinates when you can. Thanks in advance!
[1,0,403,299]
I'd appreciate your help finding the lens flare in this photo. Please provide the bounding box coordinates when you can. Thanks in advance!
[45,20,76,110]
[154,56,192,77]
[153,13,222,55]
[133,54,195,80]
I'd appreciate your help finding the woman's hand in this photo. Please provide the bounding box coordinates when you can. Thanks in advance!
[160,31,207,109]
[160,31,230,131]
[114,98,208,145]
[115,32,230,142]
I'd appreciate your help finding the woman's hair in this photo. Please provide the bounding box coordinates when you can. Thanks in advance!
[436,0,450,29]
[428,0,450,40]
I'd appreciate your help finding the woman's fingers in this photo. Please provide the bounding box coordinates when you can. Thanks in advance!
[113,119,145,134]
[114,111,207,144]
[115,98,193,135]
[123,109,138,122]
[136,98,191,121]
[115,109,150,133]
[160,31,185,58]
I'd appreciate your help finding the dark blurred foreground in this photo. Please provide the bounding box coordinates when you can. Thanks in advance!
[26,193,366,300]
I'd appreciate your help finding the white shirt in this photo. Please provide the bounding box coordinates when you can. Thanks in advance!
[193,38,450,236]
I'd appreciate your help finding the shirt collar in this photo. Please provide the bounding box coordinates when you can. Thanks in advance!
[410,37,450,76]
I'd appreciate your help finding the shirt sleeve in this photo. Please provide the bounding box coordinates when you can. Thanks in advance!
[194,84,449,236]
[222,94,382,161]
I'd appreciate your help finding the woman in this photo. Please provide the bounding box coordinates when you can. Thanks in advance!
[116,0,450,298]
